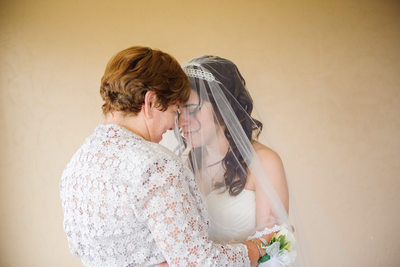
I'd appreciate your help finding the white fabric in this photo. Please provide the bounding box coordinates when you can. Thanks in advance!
[60,124,250,267]
[206,189,256,242]
[179,57,290,228]
[175,55,301,266]
[247,225,282,240]
[175,55,353,267]
[205,189,288,267]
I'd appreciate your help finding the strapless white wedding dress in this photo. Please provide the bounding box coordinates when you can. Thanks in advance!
[206,188,256,242]
[206,188,286,267]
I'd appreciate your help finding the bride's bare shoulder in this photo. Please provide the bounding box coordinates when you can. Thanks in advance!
[251,141,289,210]
[252,141,283,166]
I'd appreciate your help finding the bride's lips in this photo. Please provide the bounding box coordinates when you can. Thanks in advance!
[183,131,192,137]
[182,129,199,138]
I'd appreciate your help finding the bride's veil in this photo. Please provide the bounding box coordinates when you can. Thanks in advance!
[167,55,352,267]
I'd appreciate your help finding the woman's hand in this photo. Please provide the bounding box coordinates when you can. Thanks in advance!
[155,262,169,267]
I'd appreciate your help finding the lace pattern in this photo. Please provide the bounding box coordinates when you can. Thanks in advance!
[247,225,281,240]
[60,124,250,266]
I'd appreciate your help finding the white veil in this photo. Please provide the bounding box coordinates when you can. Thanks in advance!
[162,55,356,267]
[171,56,305,266]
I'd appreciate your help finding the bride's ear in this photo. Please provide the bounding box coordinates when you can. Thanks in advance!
[143,91,156,118]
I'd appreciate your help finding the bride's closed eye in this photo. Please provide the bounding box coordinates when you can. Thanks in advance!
[183,103,202,116]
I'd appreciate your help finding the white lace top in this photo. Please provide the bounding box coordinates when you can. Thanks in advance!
[60,124,250,267]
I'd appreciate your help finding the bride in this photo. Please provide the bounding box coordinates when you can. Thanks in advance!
[175,55,297,266]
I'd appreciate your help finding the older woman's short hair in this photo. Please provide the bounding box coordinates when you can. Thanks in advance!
[100,46,190,115]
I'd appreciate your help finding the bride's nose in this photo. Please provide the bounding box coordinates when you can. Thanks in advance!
[177,112,186,127]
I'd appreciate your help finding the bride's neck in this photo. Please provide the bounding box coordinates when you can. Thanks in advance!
[205,126,229,166]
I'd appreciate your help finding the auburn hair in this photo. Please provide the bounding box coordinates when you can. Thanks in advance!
[100,46,190,115]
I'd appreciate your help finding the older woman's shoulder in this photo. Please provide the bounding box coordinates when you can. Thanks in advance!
[123,140,188,178]
[143,141,184,164]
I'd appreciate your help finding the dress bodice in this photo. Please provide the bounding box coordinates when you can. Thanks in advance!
[206,188,256,242]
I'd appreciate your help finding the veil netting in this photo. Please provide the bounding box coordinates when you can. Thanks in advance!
[170,55,312,267]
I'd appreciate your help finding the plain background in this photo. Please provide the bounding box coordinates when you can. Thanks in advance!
[1,0,399,266]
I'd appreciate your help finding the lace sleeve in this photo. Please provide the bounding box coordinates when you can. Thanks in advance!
[131,155,250,266]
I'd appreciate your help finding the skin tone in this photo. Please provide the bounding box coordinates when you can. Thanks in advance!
[178,90,289,230]
[179,93,223,149]
[247,142,289,229]
[105,90,264,267]
[176,90,282,266]
[104,91,179,143]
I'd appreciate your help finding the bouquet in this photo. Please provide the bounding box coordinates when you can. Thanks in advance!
[258,225,297,266]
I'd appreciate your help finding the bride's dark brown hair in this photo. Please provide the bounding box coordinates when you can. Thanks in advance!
[187,56,263,196]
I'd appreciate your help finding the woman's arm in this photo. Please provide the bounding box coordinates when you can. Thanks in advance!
[132,154,265,266]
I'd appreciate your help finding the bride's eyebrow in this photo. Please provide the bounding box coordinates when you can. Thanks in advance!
[183,103,199,108]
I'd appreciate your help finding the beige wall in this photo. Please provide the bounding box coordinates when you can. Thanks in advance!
[1,0,399,266]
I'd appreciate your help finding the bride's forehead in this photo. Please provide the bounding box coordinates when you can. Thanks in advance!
[188,90,200,103]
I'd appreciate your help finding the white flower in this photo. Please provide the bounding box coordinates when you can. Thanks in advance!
[277,225,296,247]
[277,250,291,265]
[266,242,291,266]
[288,250,297,264]
[278,225,288,236]
[266,242,280,257]
[261,225,297,266]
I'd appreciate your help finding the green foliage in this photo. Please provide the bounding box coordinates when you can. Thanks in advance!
[258,232,292,264]
[258,253,270,263]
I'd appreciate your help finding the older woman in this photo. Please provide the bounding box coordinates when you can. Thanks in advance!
[60,46,267,267]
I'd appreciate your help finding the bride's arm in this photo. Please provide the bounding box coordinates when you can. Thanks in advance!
[253,143,289,231]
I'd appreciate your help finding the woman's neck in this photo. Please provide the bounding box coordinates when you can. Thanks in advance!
[104,111,150,141]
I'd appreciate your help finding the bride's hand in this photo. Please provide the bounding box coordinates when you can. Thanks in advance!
[155,262,169,267]
[261,232,276,243]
